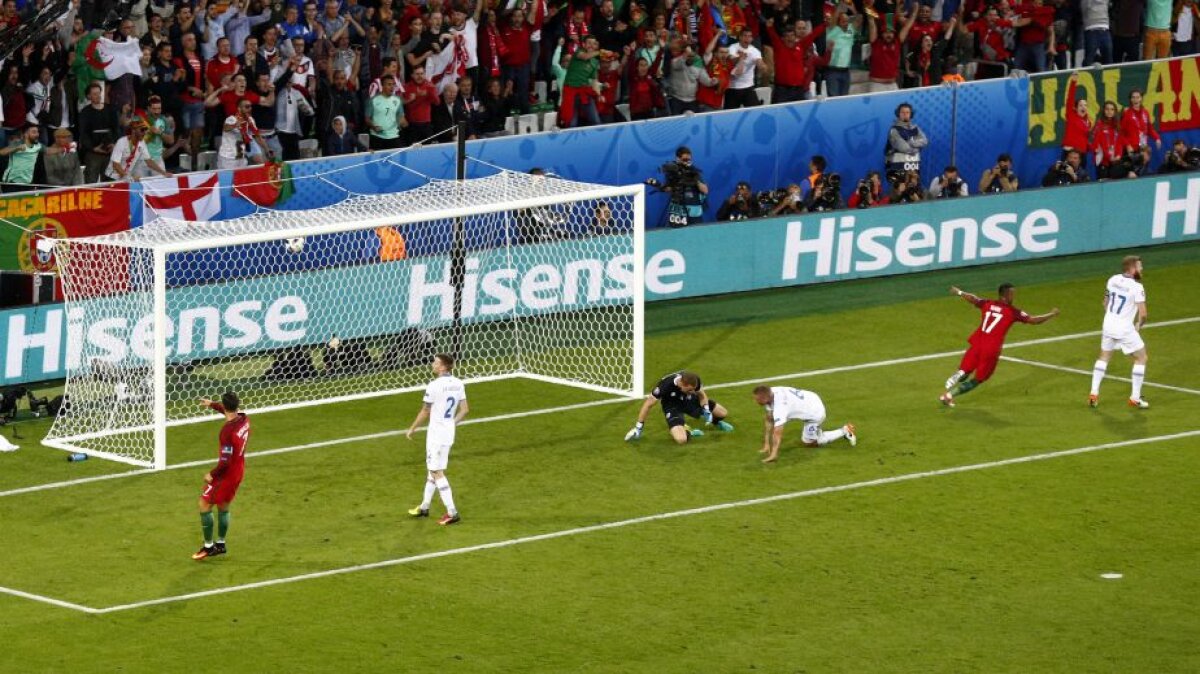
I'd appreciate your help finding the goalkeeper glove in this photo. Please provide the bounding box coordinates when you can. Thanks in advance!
[701,407,713,424]
[624,421,644,442]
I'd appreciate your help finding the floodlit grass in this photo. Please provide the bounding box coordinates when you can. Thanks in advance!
[1,242,1198,672]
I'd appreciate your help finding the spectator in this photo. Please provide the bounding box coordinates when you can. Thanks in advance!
[1012,0,1054,73]
[500,6,535,114]
[825,3,863,97]
[716,181,763,220]
[904,18,957,88]
[627,55,667,119]
[447,1,483,81]
[24,67,53,145]
[1173,0,1199,55]
[964,6,1021,79]
[276,61,317,159]
[252,72,284,160]
[848,171,889,208]
[978,154,1020,193]
[325,115,366,155]
[1120,89,1161,168]
[1041,149,1090,186]
[1063,72,1091,156]
[866,2,914,91]
[560,35,603,127]
[1081,0,1113,65]
[663,38,715,114]
[805,173,846,211]
[456,76,482,139]
[1113,0,1146,63]
[366,74,406,149]
[1093,100,1124,178]
[174,32,207,158]
[403,65,438,143]
[0,124,42,192]
[207,72,273,117]
[328,70,361,133]
[885,102,929,178]
[648,146,708,227]
[725,29,762,109]
[928,165,969,198]
[43,128,82,187]
[1,65,27,147]
[145,96,183,171]
[764,17,826,103]
[478,76,514,136]
[592,0,631,54]
[78,83,120,184]
[1144,0,1173,59]
[696,34,736,111]
[431,82,468,141]
[107,119,171,181]
[906,4,944,49]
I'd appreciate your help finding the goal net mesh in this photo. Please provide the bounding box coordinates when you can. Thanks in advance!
[44,172,642,468]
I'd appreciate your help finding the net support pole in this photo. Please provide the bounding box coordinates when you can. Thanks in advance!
[152,249,168,470]
[451,120,468,359]
[632,185,646,398]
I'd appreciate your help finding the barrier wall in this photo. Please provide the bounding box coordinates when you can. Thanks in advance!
[4,173,1198,385]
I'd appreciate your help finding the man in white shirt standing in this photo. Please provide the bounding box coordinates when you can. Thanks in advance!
[449,0,484,79]
[407,353,469,526]
[107,119,171,181]
[753,385,856,464]
[725,28,763,109]
[1090,255,1150,408]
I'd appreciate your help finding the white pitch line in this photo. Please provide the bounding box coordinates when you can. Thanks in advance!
[1001,356,1200,396]
[0,584,98,614]
[70,428,1199,614]
[3,316,1197,500]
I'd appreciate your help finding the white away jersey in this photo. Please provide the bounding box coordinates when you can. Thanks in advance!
[1102,274,1146,335]
[764,387,825,427]
[423,375,467,444]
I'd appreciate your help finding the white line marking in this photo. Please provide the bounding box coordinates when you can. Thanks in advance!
[1000,356,1200,396]
[0,584,99,614]
[73,428,1198,614]
[5,316,1198,500]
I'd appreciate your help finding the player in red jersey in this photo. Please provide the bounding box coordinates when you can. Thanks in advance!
[940,284,1059,407]
[192,391,250,560]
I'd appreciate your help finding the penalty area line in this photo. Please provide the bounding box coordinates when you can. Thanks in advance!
[1000,355,1200,397]
[3,315,1196,500]
[79,428,1200,614]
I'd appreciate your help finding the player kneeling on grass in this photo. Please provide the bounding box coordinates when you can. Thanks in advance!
[192,391,250,560]
[406,353,468,526]
[752,386,855,464]
[940,284,1059,407]
[625,370,734,444]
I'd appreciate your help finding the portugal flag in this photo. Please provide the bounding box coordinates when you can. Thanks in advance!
[232,162,295,208]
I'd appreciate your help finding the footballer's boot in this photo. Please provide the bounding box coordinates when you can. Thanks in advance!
[191,544,214,560]
[1128,398,1150,409]
[714,420,735,432]
[685,425,705,438]
[939,392,955,407]
[1088,394,1099,408]
[843,424,858,447]
[209,542,227,557]
[438,513,461,526]
[408,506,430,518]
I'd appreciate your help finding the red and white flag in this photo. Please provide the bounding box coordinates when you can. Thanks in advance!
[142,172,221,222]
[426,35,469,93]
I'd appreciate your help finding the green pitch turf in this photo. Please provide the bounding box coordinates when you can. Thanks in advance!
[1,242,1198,672]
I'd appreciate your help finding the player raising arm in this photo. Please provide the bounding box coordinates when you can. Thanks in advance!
[1089,255,1150,408]
[192,391,250,560]
[753,385,856,464]
[406,354,469,525]
[625,370,734,444]
[940,283,1059,407]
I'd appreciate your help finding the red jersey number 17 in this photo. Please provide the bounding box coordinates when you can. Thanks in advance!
[980,307,1004,333]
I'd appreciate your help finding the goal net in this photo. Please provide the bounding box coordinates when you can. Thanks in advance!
[43,172,645,469]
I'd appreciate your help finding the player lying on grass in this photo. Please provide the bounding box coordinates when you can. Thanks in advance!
[1089,255,1150,409]
[625,370,734,444]
[940,283,1059,407]
[752,386,856,464]
[192,391,249,561]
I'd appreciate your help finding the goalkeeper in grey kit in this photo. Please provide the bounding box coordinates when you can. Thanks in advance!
[625,371,735,444]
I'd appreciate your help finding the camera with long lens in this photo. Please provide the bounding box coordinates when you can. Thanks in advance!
[855,179,872,208]
[939,178,963,198]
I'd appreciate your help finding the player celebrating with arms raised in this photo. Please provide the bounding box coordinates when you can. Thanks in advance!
[192,391,249,560]
[1089,255,1150,408]
[407,354,468,526]
[625,371,734,444]
[940,284,1059,407]
[752,385,856,464]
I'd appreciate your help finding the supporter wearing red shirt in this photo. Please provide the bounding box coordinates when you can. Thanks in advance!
[1092,101,1124,177]
[404,65,439,143]
[1013,0,1054,73]
[500,8,535,114]
[1119,88,1161,153]
[626,52,666,119]
[205,37,240,90]
[866,0,913,91]
[764,17,826,103]
[906,4,943,48]
[1062,72,1092,155]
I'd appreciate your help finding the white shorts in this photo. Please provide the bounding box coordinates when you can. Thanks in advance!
[801,420,826,444]
[426,442,452,471]
[1101,330,1145,356]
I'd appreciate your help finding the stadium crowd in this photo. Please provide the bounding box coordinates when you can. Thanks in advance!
[0,0,1194,190]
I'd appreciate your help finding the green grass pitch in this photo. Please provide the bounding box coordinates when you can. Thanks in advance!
[1,242,1198,672]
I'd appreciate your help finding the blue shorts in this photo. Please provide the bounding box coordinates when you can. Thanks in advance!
[181,101,205,130]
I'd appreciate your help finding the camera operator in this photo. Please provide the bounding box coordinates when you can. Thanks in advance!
[848,171,889,208]
[928,166,969,199]
[647,146,709,227]
[716,181,764,221]
[805,173,846,212]
[889,170,925,203]
[769,184,806,215]
[1041,149,1091,187]
[978,154,1020,193]
[1158,140,1195,174]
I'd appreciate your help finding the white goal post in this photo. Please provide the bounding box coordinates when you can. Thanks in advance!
[43,172,645,469]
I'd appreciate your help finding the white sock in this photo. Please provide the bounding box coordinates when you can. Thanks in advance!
[1131,363,1146,401]
[421,478,437,510]
[817,428,846,446]
[435,477,457,516]
[1090,360,1108,395]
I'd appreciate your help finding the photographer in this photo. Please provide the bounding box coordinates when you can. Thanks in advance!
[769,184,806,216]
[889,170,925,203]
[805,173,846,212]
[647,146,709,227]
[848,171,889,208]
[1041,149,1091,187]
[1158,140,1195,174]
[716,181,764,221]
[978,154,1020,193]
[885,102,929,178]
[928,166,969,199]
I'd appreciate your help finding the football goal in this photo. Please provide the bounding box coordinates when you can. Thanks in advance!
[43,171,645,469]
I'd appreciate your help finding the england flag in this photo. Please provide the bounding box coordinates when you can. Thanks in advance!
[142,172,221,222]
